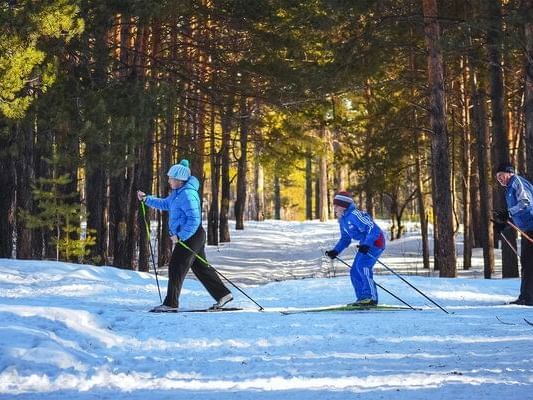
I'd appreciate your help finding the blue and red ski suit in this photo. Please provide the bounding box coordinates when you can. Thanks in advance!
[333,203,386,302]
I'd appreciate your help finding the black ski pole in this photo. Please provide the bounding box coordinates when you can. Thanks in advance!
[332,256,417,310]
[177,239,264,311]
[141,202,162,303]
[366,252,449,314]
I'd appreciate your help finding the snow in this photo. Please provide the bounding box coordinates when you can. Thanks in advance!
[0,219,532,399]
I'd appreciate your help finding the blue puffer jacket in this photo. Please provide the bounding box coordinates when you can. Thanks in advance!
[505,175,533,232]
[333,203,385,254]
[144,176,201,241]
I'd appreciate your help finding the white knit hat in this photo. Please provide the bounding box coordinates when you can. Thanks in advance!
[167,159,191,181]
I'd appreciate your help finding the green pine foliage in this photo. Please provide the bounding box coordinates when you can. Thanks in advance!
[0,0,83,119]
[19,161,95,262]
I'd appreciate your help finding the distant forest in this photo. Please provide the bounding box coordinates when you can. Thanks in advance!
[1,0,532,279]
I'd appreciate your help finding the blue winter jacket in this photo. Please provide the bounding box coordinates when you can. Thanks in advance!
[333,203,385,254]
[505,175,533,232]
[144,176,201,241]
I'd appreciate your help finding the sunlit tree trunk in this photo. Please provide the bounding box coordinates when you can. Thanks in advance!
[305,154,313,220]
[460,56,472,270]
[318,125,329,222]
[422,0,456,277]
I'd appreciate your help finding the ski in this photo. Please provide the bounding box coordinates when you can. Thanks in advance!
[149,306,243,313]
[280,304,418,315]
[148,304,420,314]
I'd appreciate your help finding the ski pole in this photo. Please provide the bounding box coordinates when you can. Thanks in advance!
[141,202,162,303]
[365,252,450,314]
[506,220,533,244]
[491,219,520,257]
[176,239,264,311]
[332,256,417,310]
[500,231,519,257]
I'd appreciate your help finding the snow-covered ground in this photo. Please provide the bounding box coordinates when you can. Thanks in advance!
[0,219,532,399]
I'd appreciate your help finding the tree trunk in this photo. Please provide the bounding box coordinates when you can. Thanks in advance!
[16,118,35,259]
[208,111,220,245]
[158,96,174,268]
[486,0,518,278]
[422,0,457,277]
[84,11,111,264]
[318,125,329,222]
[415,134,430,270]
[125,163,138,269]
[461,56,473,270]
[408,25,430,269]
[0,125,16,258]
[110,172,131,269]
[219,103,232,243]
[525,0,533,177]
[305,154,313,220]
[86,140,107,264]
[234,97,249,230]
[471,79,496,278]
[254,148,265,221]
[314,176,320,219]
[137,130,153,272]
[364,184,375,217]
[274,175,281,219]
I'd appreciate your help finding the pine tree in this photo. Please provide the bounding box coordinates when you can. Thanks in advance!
[19,158,95,262]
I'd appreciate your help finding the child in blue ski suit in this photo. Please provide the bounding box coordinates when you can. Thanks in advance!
[326,191,385,305]
[137,159,232,312]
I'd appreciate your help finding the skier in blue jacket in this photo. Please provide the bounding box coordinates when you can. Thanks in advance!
[325,191,385,306]
[137,159,232,312]
[494,162,533,306]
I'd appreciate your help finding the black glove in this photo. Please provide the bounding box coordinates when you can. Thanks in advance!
[325,249,338,259]
[358,244,370,254]
[493,210,509,224]
[491,219,507,234]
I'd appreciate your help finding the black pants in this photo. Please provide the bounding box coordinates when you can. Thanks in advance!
[519,231,533,305]
[163,226,231,308]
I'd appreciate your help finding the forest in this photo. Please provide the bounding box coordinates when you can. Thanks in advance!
[0,0,532,279]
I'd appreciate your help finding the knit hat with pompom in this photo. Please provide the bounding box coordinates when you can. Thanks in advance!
[167,159,191,181]
[333,191,354,208]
